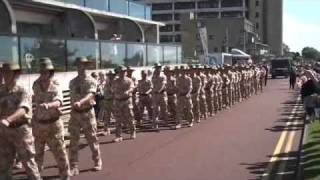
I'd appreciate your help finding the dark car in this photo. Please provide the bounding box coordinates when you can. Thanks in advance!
[271,58,291,78]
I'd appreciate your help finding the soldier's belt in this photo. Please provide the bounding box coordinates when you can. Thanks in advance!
[73,106,93,113]
[179,93,190,97]
[9,121,28,128]
[139,93,150,96]
[36,117,59,124]
[114,97,131,101]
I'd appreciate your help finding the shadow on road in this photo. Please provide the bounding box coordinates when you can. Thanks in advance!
[242,91,304,180]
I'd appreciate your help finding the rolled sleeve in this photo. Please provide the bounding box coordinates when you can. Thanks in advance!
[19,88,32,113]
[87,78,97,94]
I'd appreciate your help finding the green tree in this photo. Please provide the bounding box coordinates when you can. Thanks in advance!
[302,47,320,60]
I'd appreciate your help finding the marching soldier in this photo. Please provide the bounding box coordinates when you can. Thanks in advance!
[196,65,208,119]
[216,68,223,111]
[211,67,219,114]
[32,58,70,180]
[127,66,139,122]
[137,70,153,126]
[99,70,115,136]
[190,66,201,123]
[164,66,177,120]
[111,65,136,142]
[204,66,214,116]
[69,57,102,176]
[222,67,231,109]
[151,63,168,129]
[175,66,194,129]
[0,62,42,180]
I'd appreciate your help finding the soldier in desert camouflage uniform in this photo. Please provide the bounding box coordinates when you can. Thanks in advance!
[68,57,102,176]
[175,66,194,129]
[32,58,70,180]
[164,66,177,120]
[137,70,153,126]
[204,66,214,116]
[99,70,115,136]
[190,66,201,123]
[112,65,136,142]
[127,66,139,122]
[0,62,42,180]
[151,63,169,129]
[196,65,208,119]
[211,66,219,114]
[216,67,223,111]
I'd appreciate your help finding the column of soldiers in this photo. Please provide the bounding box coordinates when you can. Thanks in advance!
[0,58,267,180]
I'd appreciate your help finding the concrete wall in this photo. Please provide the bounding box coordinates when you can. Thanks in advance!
[264,0,283,56]
[0,1,13,33]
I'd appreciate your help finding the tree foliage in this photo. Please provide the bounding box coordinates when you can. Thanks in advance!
[302,47,320,60]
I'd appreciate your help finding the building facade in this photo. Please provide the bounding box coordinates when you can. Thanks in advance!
[135,0,283,56]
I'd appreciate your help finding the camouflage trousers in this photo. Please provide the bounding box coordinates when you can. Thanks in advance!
[113,98,136,137]
[191,93,200,122]
[32,120,70,178]
[0,124,42,180]
[99,99,113,130]
[205,90,214,115]
[199,93,207,118]
[222,87,230,107]
[68,109,101,167]
[212,90,219,113]
[217,90,223,110]
[132,95,140,121]
[167,94,177,119]
[138,95,153,122]
[229,87,234,106]
[152,93,168,124]
[177,95,194,124]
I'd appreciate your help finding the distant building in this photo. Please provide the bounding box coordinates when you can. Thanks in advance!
[134,0,283,56]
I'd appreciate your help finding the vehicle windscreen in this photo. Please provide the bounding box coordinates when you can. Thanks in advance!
[271,60,289,68]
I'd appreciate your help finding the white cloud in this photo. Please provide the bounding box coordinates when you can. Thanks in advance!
[283,13,320,52]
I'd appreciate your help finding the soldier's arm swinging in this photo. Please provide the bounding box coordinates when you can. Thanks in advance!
[78,93,95,107]
[3,107,28,126]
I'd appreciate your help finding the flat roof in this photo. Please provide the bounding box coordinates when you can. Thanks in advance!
[31,0,165,26]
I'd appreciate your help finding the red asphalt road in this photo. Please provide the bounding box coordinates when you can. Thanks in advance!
[16,78,303,180]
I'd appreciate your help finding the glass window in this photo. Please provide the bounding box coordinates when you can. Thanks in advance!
[160,25,173,32]
[64,0,84,6]
[101,41,126,68]
[0,36,19,64]
[147,45,163,66]
[221,0,242,7]
[145,6,152,20]
[256,0,259,6]
[221,11,243,18]
[163,46,177,65]
[86,0,108,11]
[152,14,172,21]
[198,12,219,18]
[160,35,173,43]
[174,13,180,20]
[110,0,128,15]
[67,40,99,71]
[174,24,180,31]
[129,2,146,19]
[256,12,260,18]
[152,3,172,10]
[177,46,182,64]
[174,2,195,10]
[174,35,181,42]
[126,43,145,67]
[198,1,219,9]
[19,37,66,73]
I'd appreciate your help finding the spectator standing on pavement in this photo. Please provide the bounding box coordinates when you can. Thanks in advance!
[32,58,70,180]
[0,62,42,180]
[68,57,102,176]
[289,67,297,89]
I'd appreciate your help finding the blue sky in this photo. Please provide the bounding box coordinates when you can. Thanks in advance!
[284,0,320,52]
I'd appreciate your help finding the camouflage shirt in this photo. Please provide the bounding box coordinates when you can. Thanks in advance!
[69,75,97,108]
[111,76,134,100]
[0,84,31,120]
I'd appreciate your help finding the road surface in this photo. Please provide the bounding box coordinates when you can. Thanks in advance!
[14,78,305,180]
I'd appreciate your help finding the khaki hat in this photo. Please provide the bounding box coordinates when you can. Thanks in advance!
[2,62,21,71]
[153,63,162,68]
[116,65,127,72]
[39,57,54,70]
[107,69,115,75]
[164,66,172,71]
[126,66,134,72]
[75,56,92,65]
